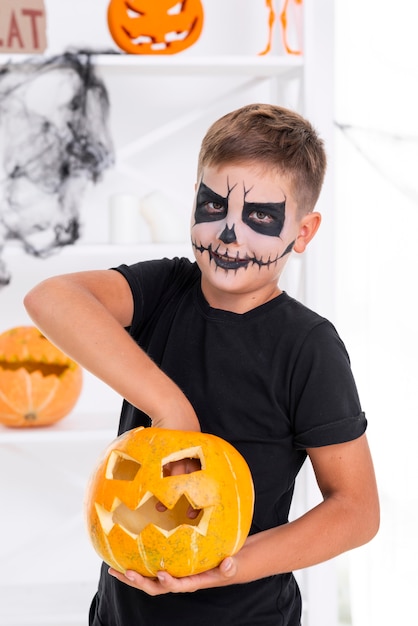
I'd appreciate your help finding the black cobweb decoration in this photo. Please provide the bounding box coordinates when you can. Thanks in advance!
[0,50,115,285]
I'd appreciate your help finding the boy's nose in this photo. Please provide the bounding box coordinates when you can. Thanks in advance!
[219,224,237,244]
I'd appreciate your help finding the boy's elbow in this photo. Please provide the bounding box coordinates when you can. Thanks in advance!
[23,286,39,321]
[356,494,380,547]
[24,284,42,317]
[24,278,57,324]
[367,502,380,542]
[23,286,37,314]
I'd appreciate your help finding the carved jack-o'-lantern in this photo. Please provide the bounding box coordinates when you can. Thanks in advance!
[0,326,83,428]
[107,0,204,55]
[85,427,254,577]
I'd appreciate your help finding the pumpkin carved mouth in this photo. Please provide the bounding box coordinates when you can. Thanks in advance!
[96,492,210,538]
[1,361,70,376]
[125,23,197,51]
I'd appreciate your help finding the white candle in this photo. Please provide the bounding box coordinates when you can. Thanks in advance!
[140,191,187,243]
[108,193,151,244]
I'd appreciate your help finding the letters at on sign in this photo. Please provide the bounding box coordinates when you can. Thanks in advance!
[0,0,47,54]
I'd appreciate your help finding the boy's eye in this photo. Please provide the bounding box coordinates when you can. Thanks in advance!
[194,181,228,224]
[249,210,274,224]
[195,200,226,222]
[242,200,286,237]
[206,201,225,213]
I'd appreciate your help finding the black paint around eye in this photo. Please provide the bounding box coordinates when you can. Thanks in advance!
[242,201,285,237]
[194,181,228,223]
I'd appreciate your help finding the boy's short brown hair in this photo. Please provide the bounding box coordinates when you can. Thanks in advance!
[198,103,327,215]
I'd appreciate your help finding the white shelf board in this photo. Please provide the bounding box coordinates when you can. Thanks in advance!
[3,240,193,257]
[1,241,195,278]
[0,411,118,444]
[0,581,97,626]
[0,53,303,78]
[94,54,303,77]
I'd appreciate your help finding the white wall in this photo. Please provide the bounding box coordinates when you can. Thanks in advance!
[335,2,418,624]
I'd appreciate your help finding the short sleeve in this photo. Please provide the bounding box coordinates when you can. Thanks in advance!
[290,321,367,449]
[112,257,197,336]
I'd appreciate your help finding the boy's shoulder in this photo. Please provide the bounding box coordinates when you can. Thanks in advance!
[115,256,199,286]
[269,293,340,356]
[280,292,327,324]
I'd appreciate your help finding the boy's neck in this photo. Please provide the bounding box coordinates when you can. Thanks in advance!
[200,278,282,314]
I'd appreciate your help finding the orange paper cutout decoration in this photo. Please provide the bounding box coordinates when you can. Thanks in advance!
[259,0,303,56]
[107,0,204,55]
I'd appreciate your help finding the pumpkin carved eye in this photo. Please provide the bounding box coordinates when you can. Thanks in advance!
[106,451,142,481]
[167,2,183,15]
[126,7,141,18]
[85,427,254,577]
[161,446,204,476]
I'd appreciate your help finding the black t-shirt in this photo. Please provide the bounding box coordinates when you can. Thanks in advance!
[90,257,366,626]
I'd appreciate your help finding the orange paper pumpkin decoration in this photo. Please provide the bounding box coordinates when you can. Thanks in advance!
[85,427,254,577]
[107,0,204,55]
[0,326,83,428]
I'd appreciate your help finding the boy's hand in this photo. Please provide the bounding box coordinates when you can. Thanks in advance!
[108,557,237,595]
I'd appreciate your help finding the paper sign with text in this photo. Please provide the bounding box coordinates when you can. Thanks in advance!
[0,0,47,54]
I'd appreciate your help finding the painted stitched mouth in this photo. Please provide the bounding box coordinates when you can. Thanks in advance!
[210,246,250,270]
[192,240,281,270]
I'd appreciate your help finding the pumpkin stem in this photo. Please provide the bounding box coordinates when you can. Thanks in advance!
[24,412,38,421]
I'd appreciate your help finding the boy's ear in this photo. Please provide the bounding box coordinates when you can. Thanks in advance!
[293,212,321,254]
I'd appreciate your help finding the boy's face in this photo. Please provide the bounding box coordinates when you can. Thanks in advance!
[191,163,305,307]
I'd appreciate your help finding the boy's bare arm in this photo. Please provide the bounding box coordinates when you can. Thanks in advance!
[108,433,379,593]
[236,433,380,578]
[23,270,200,431]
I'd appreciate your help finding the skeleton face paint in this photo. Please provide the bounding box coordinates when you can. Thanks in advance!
[190,164,318,311]
[191,164,302,307]
[192,167,297,270]
[242,196,286,237]
[194,180,286,239]
[194,180,232,224]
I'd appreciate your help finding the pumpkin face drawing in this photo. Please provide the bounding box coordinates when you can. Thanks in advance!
[107,0,204,55]
[0,326,83,428]
[85,427,254,577]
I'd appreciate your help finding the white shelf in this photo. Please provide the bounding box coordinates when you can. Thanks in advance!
[0,53,303,78]
[3,240,194,259]
[0,411,118,444]
[93,53,303,78]
[0,581,97,626]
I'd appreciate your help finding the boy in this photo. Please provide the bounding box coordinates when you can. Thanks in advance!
[24,103,379,625]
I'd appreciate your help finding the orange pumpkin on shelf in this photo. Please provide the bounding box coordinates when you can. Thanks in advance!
[107,0,204,55]
[0,326,83,428]
[85,426,254,577]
